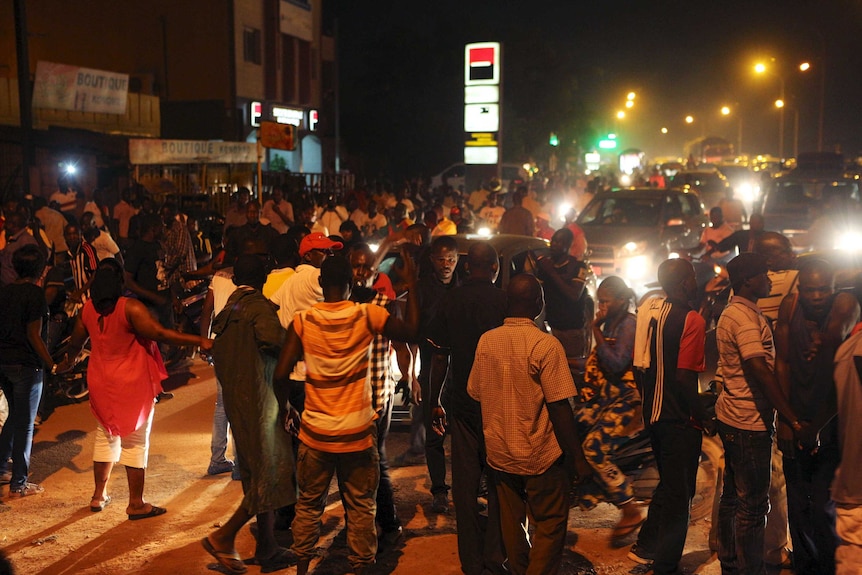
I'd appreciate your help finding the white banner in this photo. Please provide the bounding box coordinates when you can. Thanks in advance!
[32,61,129,115]
[130,140,258,165]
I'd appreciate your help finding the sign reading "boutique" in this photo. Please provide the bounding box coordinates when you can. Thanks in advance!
[33,61,130,115]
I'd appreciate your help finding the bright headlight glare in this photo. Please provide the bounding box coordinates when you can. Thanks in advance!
[620,240,646,256]
[620,174,632,186]
[557,202,572,222]
[622,255,650,280]
[738,183,753,202]
[369,243,380,253]
[477,227,492,237]
[835,232,862,250]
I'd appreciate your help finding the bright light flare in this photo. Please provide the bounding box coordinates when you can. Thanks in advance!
[617,110,626,119]
[660,127,668,134]
[721,106,731,116]
[64,163,77,175]
[625,100,634,109]
[685,115,694,124]
[557,202,572,223]
[626,92,636,101]
[754,63,766,74]
[476,227,492,237]
[799,62,811,72]
[775,99,785,108]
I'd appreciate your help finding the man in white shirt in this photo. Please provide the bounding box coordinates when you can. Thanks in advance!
[261,187,294,234]
[699,207,734,261]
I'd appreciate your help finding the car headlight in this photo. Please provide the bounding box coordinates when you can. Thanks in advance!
[476,226,493,237]
[557,202,572,223]
[621,255,651,280]
[834,231,862,251]
[619,240,648,257]
[620,174,632,186]
[737,182,754,203]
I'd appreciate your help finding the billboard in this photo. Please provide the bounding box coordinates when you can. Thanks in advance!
[463,42,501,167]
[32,61,129,115]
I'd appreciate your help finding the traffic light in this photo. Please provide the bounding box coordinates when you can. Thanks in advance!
[549,132,559,147]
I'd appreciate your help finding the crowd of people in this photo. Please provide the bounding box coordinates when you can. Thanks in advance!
[1,172,861,575]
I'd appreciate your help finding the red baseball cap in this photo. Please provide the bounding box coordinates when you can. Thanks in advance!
[299,232,344,257]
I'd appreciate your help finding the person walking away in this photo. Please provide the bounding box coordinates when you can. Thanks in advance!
[714,252,811,575]
[468,273,592,575]
[0,211,39,286]
[498,188,535,236]
[427,242,508,575]
[274,254,419,575]
[775,258,859,574]
[831,325,862,574]
[0,246,54,496]
[628,259,713,573]
[57,260,210,518]
[573,276,645,541]
[202,255,296,574]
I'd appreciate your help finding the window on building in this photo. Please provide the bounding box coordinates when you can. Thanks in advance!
[298,40,311,104]
[243,28,262,65]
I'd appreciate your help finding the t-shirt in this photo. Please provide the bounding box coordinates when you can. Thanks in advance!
[261,199,294,234]
[294,300,389,453]
[112,200,138,239]
[715,296,775,431]
[0,282,48,367]
[701,223,735,259]
[50,189,78,214]
[640,298,706,426]
[124,239,168,295]
[478,205,506,230]
[537,255,590,330]
[263,267,295,300]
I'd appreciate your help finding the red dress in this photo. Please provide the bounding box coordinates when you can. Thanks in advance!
[82,298,167,437]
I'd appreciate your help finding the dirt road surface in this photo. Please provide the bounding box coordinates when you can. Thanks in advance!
[1,360,789,575]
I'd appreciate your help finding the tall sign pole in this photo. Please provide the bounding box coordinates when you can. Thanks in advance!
[14,0,33,196]
[464,42,501,195]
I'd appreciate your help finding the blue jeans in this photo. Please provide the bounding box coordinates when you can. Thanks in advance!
[717,421,773,575]
[0,365,44,490]
[210,380,234,465]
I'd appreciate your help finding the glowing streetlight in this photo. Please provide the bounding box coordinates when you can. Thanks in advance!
[720,105,743,155]
[625,100,634,109]
[617,110,626,120]
[660,127,668,134]
[685,115,694,124]
[754,62,767,74]
[720,106,731,116]
[799,62,810,72]
[626,91,636,101]
[753,60,786,157]
[774,99,785,108]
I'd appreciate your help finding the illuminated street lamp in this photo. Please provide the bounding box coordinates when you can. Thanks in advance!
[799,60,826,151]
[660,127,668,134]
[685,115,694,124]
[720,105,743,155]
[617,110,626,120]
[754,61,786,158]
[626,91,636,101]
[625,100,634,109]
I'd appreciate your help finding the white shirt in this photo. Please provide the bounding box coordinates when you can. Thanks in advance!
[270,263,323,380]
[92,229,120,261]
[261,199,293,234]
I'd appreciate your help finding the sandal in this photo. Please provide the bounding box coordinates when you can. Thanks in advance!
[201,537,247,575]
[258,547,298,573]
[127,504,167,520]
[90,495,112,512]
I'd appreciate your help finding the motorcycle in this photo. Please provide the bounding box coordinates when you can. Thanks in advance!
[38,312,91,424]
[161,279,208,371]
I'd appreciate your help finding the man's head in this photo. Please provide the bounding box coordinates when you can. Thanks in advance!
[348,243,375,288]
[727,252,771,299]
[299,232,343,267]
[486,193,498,207]
[550,227,574,257]
[449,206,462,223]
[139,213,164,241]
[512,187,526,206]
[797,258,835,318]
[233,254,268,290]
[319,255,354,299]
[160,202,178,227]
[423,209,438,229]
[245,200,261,226]
[754,231,795,272]
[429,235,459,284]
[464,241,499,283]
[64,223,82,250]
[271,187,284,203]
[3,211,28,236]
[749,213,765,233]
[506,273,544,320]
[657,258,698,302]
[709,206,724,227]
[80,211,96,231]
[12,244,46,281]
[235,187,250,207]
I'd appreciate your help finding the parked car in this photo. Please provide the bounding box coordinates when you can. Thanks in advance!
[577,187,708,296]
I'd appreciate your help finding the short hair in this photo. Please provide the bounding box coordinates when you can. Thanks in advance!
[430,235,458,254]
[798,257,834,282]
[320,254,354,288]
[271,234,299,266]
[233,254,267,287]
[598,275,635,304]
[12,244,46,280]
[466,241,498,270]
[140,213,163,235]
[657,258,693,292]
[90,266,123,315]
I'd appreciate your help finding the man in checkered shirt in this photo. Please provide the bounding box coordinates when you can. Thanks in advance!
[348,243,404,547]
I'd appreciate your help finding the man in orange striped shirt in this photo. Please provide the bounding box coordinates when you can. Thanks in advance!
[274,253,419,575]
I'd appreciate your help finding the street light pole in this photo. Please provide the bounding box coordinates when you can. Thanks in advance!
[778,77,785,159]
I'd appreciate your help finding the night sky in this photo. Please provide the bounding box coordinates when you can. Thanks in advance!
[331,0,862,180]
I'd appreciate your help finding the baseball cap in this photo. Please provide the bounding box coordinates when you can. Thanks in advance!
[299,232,344,257]
[727,252,769,287]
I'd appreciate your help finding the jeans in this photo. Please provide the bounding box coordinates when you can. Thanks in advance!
[783,440,840,575]
[421,377,449,495]
[0,365,44,490]
[636,421,703,575]
[292,440,380,570]
[494,462,569,575]
[450,414,505,575]
[376,393,400,533]
[210,379,235,465]
[717,421,773,575]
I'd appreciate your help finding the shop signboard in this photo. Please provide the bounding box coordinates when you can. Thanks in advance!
[130,139,258,164]
[33,61,129,115]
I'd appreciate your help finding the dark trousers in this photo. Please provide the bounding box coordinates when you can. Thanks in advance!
[375,393,401,533]
[450,415,505,575]
[494,462,570,575]
[421,377,449,495]
[636,421,703,575]
[717,421,772,575]
[0,365,44,490]
[784,441,840,575]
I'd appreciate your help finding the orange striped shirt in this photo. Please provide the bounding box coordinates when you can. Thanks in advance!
[294,300,389,453]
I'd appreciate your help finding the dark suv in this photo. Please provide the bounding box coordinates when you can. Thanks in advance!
[577,187,708,295]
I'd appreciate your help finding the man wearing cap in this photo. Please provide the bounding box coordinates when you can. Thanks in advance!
[715,252,811,575]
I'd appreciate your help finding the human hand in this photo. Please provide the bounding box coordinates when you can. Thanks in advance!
[536,255,555,275]
[395,379,412,405]
[69,290,84,304]
[284,406,301,436]
[200,338,214,353]
[54,354,73,374]
[400,245,417,286]
[431,405,447,436]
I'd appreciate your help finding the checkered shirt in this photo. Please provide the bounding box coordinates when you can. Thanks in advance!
[369,292,394,413]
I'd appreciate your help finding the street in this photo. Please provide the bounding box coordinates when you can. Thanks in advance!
[1,359,779,575]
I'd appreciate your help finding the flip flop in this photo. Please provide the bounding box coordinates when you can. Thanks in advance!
[611,515,646,542]
[257,547,298,573]
[127,505,167,521]
[90,495,112,512]
[201,537,248,575]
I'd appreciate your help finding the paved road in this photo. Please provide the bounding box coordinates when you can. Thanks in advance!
[0,360,788,574]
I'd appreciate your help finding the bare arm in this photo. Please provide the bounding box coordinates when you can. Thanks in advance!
[382,247,419,342]
[742,355,804,434]
[547,399,592,480]
[26,318,54,368]
[123,270,166,306]
[200,288,215,339]
[679,367,712,432]
[125,297,204,348]
[273,323,303,389]
[774,294,795,442]
[429,351,450,435]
